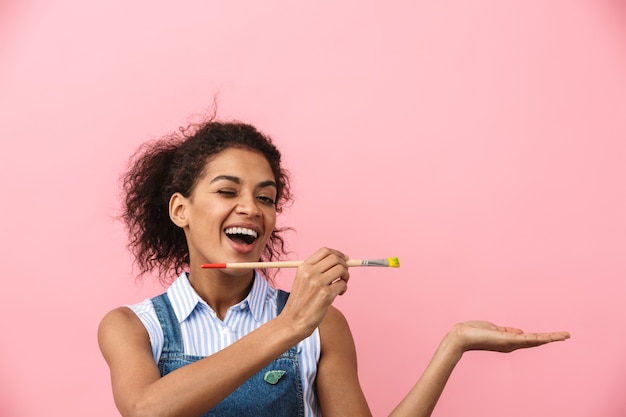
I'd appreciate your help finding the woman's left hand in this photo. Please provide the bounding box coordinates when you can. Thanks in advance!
[449,321,570,354]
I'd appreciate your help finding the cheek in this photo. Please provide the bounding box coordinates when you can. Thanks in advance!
[204,196,233,214]
[264,210,277,233]
[191,202,231,230]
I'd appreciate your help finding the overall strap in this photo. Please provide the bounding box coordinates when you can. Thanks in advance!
[151,293,183,353]
[276,289,289,315]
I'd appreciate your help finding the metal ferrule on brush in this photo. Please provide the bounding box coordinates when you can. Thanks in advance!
[360,258,390,266]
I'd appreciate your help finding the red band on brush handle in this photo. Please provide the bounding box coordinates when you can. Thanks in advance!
[201,263,227,269]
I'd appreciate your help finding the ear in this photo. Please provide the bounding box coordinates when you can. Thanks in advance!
[169,192,189,227]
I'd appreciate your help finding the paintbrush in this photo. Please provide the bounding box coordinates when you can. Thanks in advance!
[201,257,400,269]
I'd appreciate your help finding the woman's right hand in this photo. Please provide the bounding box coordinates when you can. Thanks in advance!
[279,247,351,337]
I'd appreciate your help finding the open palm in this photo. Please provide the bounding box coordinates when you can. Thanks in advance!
[453,321,570,353]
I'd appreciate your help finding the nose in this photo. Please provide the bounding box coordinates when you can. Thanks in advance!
[235,192,262,217]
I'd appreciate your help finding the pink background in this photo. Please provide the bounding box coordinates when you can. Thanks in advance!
[1,1,625,416]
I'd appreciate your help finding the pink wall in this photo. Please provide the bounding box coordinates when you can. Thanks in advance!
[1,1,625,416]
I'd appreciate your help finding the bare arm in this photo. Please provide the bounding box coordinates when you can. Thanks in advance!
[316,306,372,417]
[313,311,569,417]
[389,321,571,417]
[98,305,305,417]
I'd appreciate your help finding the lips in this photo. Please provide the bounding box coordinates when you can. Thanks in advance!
[224,226,259,245]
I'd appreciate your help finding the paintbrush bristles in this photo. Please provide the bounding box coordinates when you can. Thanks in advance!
[201,257,400,269]
[387,257,400,267]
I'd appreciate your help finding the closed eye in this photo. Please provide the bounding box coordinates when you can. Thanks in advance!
[216,189,237,196]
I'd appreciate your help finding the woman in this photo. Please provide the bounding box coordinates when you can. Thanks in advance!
[98,119,570,417]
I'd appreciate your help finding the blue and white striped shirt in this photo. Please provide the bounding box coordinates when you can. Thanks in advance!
[128,271,321,416]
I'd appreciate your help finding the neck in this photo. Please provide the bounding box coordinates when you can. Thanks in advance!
[187,266,255,320]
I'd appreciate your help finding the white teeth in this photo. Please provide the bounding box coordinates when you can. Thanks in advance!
[224,227,258,238]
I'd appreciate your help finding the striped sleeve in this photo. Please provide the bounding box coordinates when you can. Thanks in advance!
[127,299,164,362]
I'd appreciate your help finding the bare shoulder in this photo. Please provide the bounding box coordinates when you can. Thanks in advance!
[99,306,146,338]
[98,306,151,360]
[319,305,351,340]
[318,305,356,358]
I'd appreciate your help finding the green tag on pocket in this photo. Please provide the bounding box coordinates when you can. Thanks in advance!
[264,370,286,385]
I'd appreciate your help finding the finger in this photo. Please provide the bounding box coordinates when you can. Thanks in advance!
[305,247,348,265]
[542,331,571,341]
[328,260,350,294]
[330,275,349,297]
[325,264,350,286]
[509,331,570,348]
[309,256,350,288]
[556,331,571,340]
[521,331,570,343]
[317,254,349,273]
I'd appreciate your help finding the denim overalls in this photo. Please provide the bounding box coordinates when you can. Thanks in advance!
[151,290,305,417]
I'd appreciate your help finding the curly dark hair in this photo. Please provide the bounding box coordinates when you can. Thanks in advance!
[121,119,293,283]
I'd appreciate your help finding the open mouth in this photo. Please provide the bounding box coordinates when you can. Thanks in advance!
[224,227,259,245]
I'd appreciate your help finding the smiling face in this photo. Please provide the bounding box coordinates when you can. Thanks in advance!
[169,147,278,274]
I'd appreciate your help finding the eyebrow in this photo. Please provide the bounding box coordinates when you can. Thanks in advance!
[210,175,277,189]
